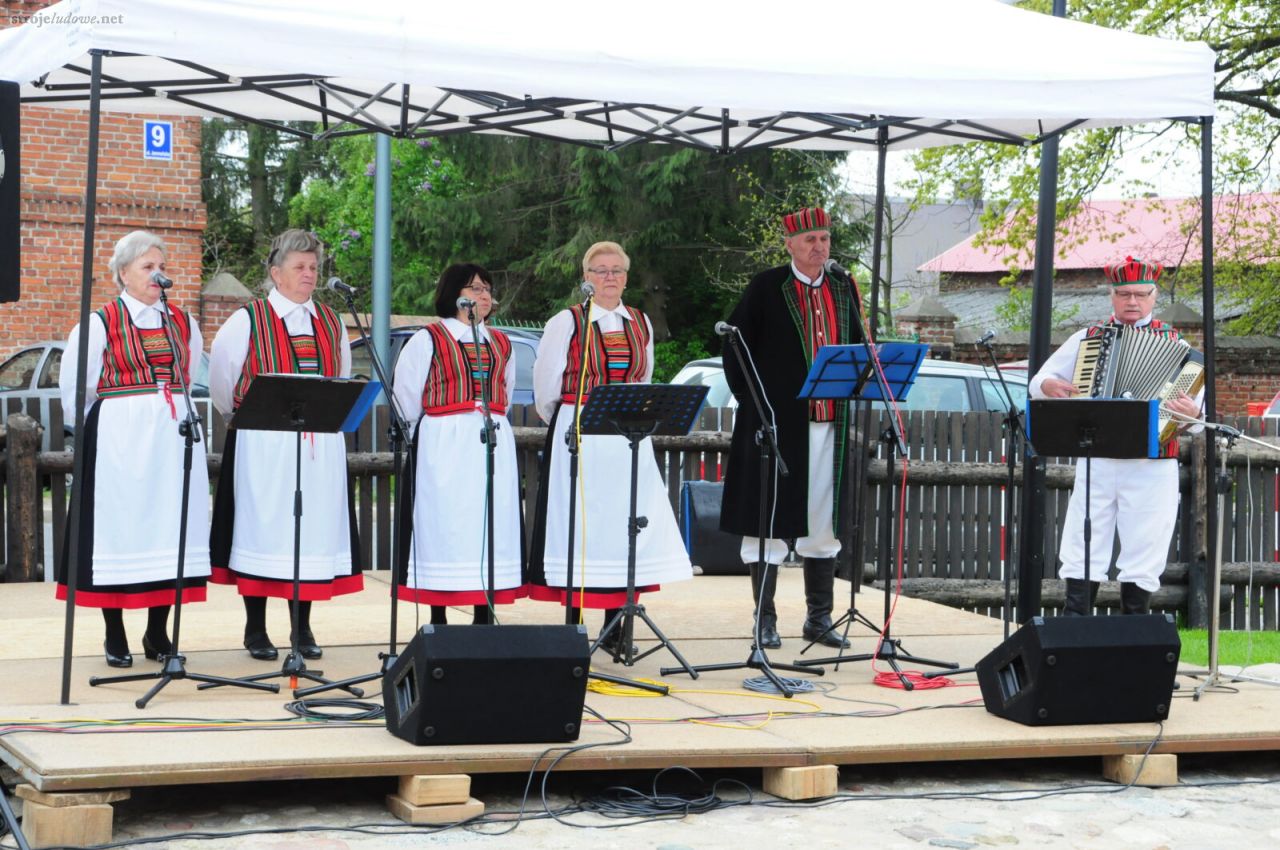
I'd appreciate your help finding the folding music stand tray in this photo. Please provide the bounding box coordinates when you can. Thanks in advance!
[793,342,960,687]
[576,382,708,676]
[199,374,380,695]
[1028,398,1159,590]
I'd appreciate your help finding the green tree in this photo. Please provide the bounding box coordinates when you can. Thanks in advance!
[905,0,1280,327]
[201,120,324,286]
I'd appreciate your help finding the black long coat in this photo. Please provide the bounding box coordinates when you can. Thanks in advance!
[719,265,863,544]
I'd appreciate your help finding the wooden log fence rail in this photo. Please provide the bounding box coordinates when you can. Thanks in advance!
[4,402,1280,631]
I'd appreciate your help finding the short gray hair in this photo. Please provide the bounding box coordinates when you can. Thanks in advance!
[265,229,324,290]
[108,230,166,289]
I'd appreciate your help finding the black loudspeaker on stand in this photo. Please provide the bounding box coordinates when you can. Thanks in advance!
[383,624,590,746]
[975,614,1180,726]
[0,80,20,303]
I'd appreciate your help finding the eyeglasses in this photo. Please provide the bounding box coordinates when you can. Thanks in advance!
[1112,289,1156,301]
[463,283,493,295]
[587,267,627,278]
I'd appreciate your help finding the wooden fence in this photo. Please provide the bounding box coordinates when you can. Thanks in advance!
[3,398,1279,630]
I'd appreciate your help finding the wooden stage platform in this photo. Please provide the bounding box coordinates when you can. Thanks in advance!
[3,571,1279,795]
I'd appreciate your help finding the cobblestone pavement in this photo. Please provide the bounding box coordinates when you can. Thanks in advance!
[11,752,1278,850]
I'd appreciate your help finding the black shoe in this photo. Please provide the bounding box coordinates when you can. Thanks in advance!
[1120,582,1153,615]
[597,630,638,659]
[756,620,782,650]
[802,621,850,649]
[104,641,133,668]
[291,629,323,660]
[243,631,278,661]
[141,632,173,661]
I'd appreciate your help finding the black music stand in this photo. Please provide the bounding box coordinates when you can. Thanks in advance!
[199,374,379,694]
[576,382,707,676]
[793,342,959,687]
[1028,398,1159,590]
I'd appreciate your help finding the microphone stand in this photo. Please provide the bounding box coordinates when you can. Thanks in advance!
[465,303,500,621]
[90,290,279,706]
[662,326,817,697]
[295,287,410,698]
[562,289,593,625]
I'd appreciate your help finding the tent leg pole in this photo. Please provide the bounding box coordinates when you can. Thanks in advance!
[61,49,105,705]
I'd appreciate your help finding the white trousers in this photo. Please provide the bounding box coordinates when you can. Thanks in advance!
[741,422,841,565]
[1058,456,1179,593]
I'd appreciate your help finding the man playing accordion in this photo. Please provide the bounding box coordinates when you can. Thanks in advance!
[1029,257,1203,616]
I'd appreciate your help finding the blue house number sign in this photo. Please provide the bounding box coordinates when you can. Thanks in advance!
[144,120,173,161]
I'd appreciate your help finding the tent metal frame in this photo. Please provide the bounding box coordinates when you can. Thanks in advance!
[32,48,1217,706]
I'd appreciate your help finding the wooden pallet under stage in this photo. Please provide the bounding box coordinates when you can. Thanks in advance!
[2,572,1279,795]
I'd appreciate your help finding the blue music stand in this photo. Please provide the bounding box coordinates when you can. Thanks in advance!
[794,341,959,685]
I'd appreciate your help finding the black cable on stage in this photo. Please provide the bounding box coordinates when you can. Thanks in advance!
[282,699,385,722]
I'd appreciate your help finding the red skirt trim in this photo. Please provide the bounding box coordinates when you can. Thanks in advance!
[209,567,364,600]
[396,586,527,606]
[55,585,206,609]
[528,584,659,609]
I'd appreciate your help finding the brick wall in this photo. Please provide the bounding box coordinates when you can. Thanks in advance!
[2,1,206,351]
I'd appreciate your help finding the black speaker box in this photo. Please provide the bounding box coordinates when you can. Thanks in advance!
[680,480,747,575]
[975,614,1180,726]
[0,80,19,303]
[383,624,590,746]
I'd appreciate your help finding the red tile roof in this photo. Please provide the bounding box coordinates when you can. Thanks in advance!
[919,193,1280,274]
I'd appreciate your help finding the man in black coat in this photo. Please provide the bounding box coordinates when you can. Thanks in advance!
[720,207,862,649]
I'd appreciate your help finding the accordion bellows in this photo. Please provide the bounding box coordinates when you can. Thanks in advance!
[1072,325,1205,443]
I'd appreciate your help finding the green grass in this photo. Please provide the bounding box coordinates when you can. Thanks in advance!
[1178,629,1280,667]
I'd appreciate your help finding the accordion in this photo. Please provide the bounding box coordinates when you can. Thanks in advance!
[1072,324,1204,443]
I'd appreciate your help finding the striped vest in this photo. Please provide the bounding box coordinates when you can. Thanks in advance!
[421,323,512,416]
[559,303,650,403]
[232,298,344,409]
[793,278,840,422]
[95,298,192,399]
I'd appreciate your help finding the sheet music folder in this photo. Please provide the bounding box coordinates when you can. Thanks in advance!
[798,342,929,402]
[1027,398,1160,459]
[230,374,380,433]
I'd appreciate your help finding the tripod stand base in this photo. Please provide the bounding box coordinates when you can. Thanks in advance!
[796,606,880,656]
[294,652,397,698]
[796,637,957,690]
[197,652,364,698]
[593,604,699,679]
[663,647,822,698]
[91,652,280,708]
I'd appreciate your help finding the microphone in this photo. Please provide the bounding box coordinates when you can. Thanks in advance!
[327,277,357,297]
[823,258,852,280]
[456,296,477,311]
[579,280,594,300]
[714,321,738,337]
[977,328,997,346]
[150,271,173,289]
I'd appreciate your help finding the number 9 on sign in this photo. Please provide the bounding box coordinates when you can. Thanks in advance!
[144,120,173,161]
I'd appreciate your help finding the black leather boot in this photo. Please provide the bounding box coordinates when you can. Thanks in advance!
[1062,578,1100,616]
[429,605,449,625]
[472,605,493,625]
[102,608,132,668]
[598,608,638,658]
[748,562,781,649]
[802,557,849,648]
[142,605,173,661]
[243,596,277,661]
[1120,582,1153,615]
[290,600,322,659]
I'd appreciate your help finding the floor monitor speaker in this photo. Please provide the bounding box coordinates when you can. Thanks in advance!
[976,614,1179,726]
[383,624,590,745]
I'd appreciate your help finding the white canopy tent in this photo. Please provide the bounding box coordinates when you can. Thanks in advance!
[2,0,1213,150]
[0,0,1223,702]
